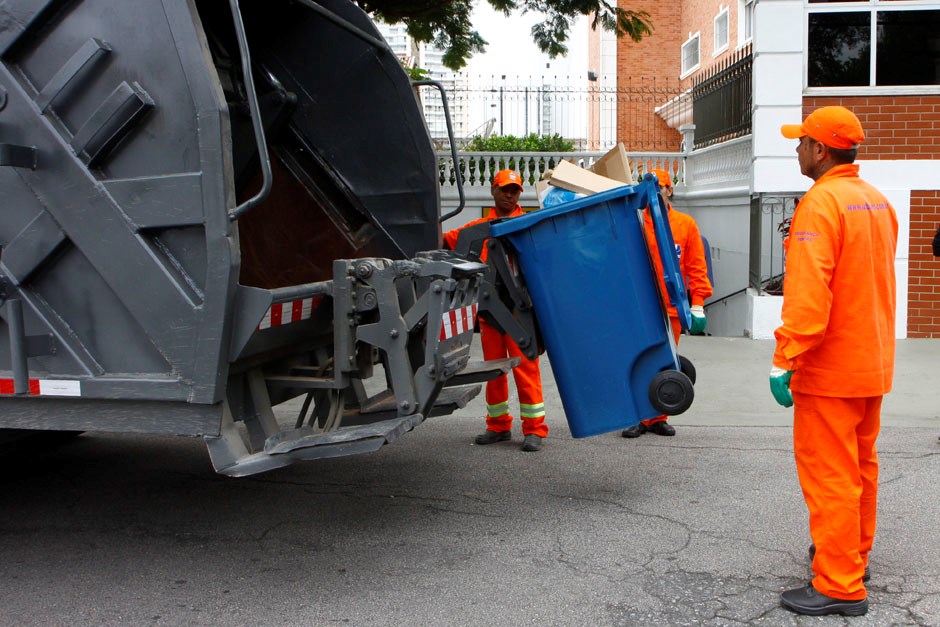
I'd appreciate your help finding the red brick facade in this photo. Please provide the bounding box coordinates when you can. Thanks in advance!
[616,1,746,150]
[909,192,940,338]
[616,2,681,150]
[805,96,940,338]
[803,96,940,160]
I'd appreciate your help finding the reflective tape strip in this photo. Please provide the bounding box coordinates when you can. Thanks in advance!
[439,303,479,340]
[258,296,322,330]
[519,403,545,419]
[486,400,510,417]
[0,378,81,396]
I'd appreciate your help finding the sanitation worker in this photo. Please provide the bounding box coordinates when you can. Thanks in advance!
[773,106,898,617]
[621,168,712,438]
[443,169,548,452]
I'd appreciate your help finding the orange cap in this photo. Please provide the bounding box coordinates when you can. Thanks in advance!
[650,169,672,188]
[493,169,524,190]
[781,106,865,150]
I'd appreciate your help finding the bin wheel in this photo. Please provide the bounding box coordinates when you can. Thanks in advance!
[648,370,694,416]
[678,354,696,385]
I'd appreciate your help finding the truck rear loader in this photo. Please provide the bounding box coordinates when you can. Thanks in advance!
[0,0,522,475]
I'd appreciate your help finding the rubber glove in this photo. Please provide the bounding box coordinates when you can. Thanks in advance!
[769,366,794,408]
[690,305,707,335]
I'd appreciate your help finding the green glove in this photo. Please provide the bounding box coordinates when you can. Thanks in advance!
[690,305,707,335]
[769,366,794,408]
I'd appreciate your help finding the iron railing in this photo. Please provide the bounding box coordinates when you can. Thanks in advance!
[691,44,752,149]
[416,76,685,152]
[749,194,798,295]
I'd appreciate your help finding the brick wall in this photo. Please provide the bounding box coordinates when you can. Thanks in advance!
[616,1,681,150]
[909,192,940,338]
[680,0,738,89]
[805,96,940,337]
[803,96,940,160]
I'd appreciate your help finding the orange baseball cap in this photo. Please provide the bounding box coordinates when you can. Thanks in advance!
[493,169,524,190]
[781,106,865,150]
[650,169,672,188]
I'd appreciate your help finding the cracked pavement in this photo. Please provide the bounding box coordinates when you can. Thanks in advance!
[0,337,937,626]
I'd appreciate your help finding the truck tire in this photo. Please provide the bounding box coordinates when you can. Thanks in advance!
[648,370,694,416]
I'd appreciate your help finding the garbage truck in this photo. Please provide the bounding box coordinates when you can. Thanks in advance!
[0,0,694,475]
[0,0,537,476]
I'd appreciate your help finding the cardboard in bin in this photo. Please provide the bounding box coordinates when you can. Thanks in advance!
[548,160,625,196]
[490,179,692,437]
[590,143,634,184]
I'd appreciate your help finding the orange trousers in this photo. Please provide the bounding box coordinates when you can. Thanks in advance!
[793,391,881,600]
[641,316,683,427]
[479,319,548,437]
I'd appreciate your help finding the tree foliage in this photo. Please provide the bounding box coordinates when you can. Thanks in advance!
[358,0,653,71]
[466,133,574,152]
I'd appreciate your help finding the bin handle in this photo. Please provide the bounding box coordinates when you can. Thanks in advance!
[644,176,692,331]
[412,80,466,223]
[227,0,273,221]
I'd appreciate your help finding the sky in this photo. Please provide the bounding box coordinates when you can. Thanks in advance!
[461,2,589,82]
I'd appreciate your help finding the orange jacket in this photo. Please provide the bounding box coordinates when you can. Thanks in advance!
[644,204,713,316]
[773,164,898,397]
[443,206,525,263]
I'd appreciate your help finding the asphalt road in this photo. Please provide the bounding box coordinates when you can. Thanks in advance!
[1,337,938,626]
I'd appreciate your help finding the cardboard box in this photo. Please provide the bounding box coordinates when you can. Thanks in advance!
[590,143,634,184]
[548,159,626,196]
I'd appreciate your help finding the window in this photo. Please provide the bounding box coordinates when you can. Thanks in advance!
[738,0,754,46]
[681,33,701,76]
[807,2,940,88]
[714,8,730,55]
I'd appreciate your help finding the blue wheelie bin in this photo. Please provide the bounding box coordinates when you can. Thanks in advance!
[489,175,694,437]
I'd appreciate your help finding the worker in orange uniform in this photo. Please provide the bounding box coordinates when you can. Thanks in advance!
[621,168,712,438]
[443,169,548,452]
[772,106,898,617]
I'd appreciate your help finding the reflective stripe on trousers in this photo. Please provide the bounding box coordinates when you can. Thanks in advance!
[480,319,548,438]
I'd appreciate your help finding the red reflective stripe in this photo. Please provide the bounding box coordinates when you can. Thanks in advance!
[0,378,40,395]
[439,304,479,340]
[270,303,283,327]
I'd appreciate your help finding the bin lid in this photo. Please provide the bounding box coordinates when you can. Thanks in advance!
[490,178,692,331]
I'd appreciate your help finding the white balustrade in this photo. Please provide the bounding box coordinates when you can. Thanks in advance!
[437,150,688,212]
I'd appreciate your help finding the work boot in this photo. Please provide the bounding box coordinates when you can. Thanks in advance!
[521,434,543,452]
[621,423,647,438]
[809,543,870,582]
[474,430,510,445]
[647,421,676,436]
[780,584,868,616]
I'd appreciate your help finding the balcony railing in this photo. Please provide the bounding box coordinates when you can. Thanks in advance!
[436,151,687,212]
[691,44,752,149]
[437,150,689,186]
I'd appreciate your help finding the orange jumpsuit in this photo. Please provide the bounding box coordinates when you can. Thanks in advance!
[444,207,548,438]
[642,204,713,425]
[773,164,897,601]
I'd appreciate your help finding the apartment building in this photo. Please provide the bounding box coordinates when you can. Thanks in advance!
[617,0,940,338]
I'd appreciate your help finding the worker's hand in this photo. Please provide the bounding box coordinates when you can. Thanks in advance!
[690,305,707,335]
[769,366,794,408]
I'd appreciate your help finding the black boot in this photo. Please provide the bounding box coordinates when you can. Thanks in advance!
[780,584,868,616]
[621,423,646,438]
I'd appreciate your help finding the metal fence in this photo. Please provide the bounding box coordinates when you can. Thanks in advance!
[749,194,798,295]
[416,75,685,152]
[690,44,752,149]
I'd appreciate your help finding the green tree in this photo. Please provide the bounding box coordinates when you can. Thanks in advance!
[359,0,653,71]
